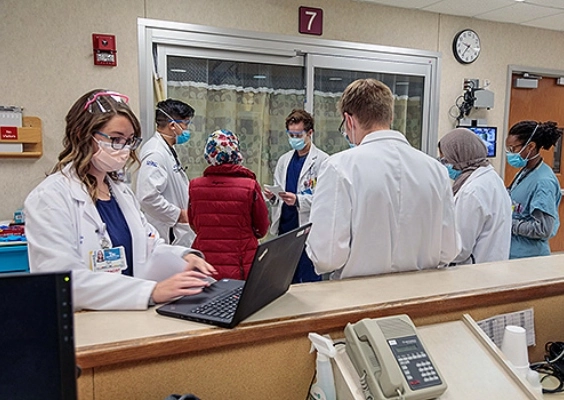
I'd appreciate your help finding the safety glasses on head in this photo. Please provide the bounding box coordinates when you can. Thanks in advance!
[158,108,191,126]
[94,131,142,150]
[84,91,130,113]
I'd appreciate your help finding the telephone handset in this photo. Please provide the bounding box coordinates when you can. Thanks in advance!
[344,314,447,400]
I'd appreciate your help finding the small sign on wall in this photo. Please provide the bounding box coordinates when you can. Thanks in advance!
[299,6,323,36]
[0,126,18,140]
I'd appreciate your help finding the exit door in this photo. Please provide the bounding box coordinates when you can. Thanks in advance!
[505,74,564,252]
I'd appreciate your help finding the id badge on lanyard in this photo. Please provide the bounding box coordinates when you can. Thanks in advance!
[89,223,128,273]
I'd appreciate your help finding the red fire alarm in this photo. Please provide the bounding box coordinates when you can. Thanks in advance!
[92,34,117,67]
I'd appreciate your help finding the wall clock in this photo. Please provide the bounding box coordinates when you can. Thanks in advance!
[453,29,481,64]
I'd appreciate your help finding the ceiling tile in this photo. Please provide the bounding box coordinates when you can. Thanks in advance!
[353,0,564,32]
[478,3,557,24]
[355,0,438,9]
[422,0,512,17]
[529,0,564,8]
[522,12,564,31]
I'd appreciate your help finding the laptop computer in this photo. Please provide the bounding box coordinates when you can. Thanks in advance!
[156,223,312,328]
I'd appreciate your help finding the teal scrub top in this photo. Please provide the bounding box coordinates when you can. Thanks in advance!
[509,162,561,259]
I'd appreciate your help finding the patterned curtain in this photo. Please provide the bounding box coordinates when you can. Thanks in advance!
[168,82,304,185]
[167,82,422,184]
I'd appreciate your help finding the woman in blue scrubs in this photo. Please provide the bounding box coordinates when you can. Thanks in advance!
[506,120,562,258]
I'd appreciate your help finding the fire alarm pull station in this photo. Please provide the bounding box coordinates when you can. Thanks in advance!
[92,34,117,67]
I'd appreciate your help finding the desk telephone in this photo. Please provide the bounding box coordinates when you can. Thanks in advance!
[344,315,447,400]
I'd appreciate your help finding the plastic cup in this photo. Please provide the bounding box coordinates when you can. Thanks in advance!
[501,325,529,369]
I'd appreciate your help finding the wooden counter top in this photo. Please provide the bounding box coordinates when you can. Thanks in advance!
[75,254,564,369]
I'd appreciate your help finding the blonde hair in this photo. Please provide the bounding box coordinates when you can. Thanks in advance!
[52,89,141,201]
[338,79,394,130]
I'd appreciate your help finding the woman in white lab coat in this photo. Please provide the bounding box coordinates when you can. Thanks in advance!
[439,128,512,264]
[24,89,216,311]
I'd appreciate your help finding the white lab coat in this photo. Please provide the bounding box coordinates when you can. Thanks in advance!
[135,132,195,246]
[24,164,192,311]
[269,143,330,235]
[451,165,512,264]
[306,130,461,279]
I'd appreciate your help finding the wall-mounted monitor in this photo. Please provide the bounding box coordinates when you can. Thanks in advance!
[463,126,497,157]
[0,272,77,399]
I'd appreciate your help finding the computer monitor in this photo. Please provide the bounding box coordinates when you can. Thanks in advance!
[463,126,497,157]
[0,271,77,399]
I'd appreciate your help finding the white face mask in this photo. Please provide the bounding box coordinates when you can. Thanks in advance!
[91,139,130,172]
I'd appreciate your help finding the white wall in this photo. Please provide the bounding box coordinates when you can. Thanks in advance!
[2,0,564,220]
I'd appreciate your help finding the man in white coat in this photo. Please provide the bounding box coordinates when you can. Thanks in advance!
[136,99,196,246]
[306,79,460,279]
[264,109,329,282]
[438,128,511,264]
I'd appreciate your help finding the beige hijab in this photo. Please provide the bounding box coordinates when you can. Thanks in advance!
[439,128,490,195]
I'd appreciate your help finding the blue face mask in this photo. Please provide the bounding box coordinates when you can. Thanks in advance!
[344,134,356,148]
[506,152,527,168]
[445,164,462,180]
[289,137,306,151]
[176,130,191,145]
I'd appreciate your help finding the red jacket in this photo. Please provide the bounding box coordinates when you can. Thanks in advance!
[188,164,270,280]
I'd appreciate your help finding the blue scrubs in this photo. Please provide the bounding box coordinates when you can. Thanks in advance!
[279,151,321,283]
[96,197,134,276]
[509,162,561,259]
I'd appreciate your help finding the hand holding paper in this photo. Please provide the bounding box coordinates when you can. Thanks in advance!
[264,184,285,200]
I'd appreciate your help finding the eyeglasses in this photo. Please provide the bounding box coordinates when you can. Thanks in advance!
[505,143,525,154]
[84,91,130,113]
[94,131,142,150]
[338,118,346,137]
[286,130,306,138]
[437,157,449,165]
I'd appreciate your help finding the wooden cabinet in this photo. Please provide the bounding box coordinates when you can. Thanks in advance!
[0,116,42,158]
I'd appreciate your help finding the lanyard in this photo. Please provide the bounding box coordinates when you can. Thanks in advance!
[508,161,542,194]
[95,223,111,249]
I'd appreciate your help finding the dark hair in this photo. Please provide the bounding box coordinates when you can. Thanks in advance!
[508,120,562,150]
[155,99,195,128]
[285,109,314,132]
[53,89,141,201]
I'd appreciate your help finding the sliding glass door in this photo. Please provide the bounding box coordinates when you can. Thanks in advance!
[139,20,440,184]
[305,54,434,155]
[159,47,304,184]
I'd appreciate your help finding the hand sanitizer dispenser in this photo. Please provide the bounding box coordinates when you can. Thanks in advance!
[309,333,337,400]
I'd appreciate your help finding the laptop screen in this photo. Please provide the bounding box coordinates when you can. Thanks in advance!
[0,271,77,399]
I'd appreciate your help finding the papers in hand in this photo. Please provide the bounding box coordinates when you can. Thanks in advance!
[264,184,285,200]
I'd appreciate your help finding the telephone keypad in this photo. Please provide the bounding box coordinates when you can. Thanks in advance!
[388,335,443,391]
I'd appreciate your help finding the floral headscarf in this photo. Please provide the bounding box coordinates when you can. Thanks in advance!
[204,129,243,166]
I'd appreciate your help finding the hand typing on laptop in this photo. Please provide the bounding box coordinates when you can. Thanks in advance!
[151,270,217,304]
[151,254,217,304]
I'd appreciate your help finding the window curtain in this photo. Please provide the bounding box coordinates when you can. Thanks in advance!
[168,82,304,184]
[167,82,422,184]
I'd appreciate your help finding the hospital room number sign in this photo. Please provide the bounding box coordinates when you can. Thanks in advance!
[299,6,323,36]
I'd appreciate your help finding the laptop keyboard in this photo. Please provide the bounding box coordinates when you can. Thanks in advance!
[192,286,243,320]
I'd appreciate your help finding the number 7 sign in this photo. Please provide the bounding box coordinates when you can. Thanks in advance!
[299,6,323,36]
